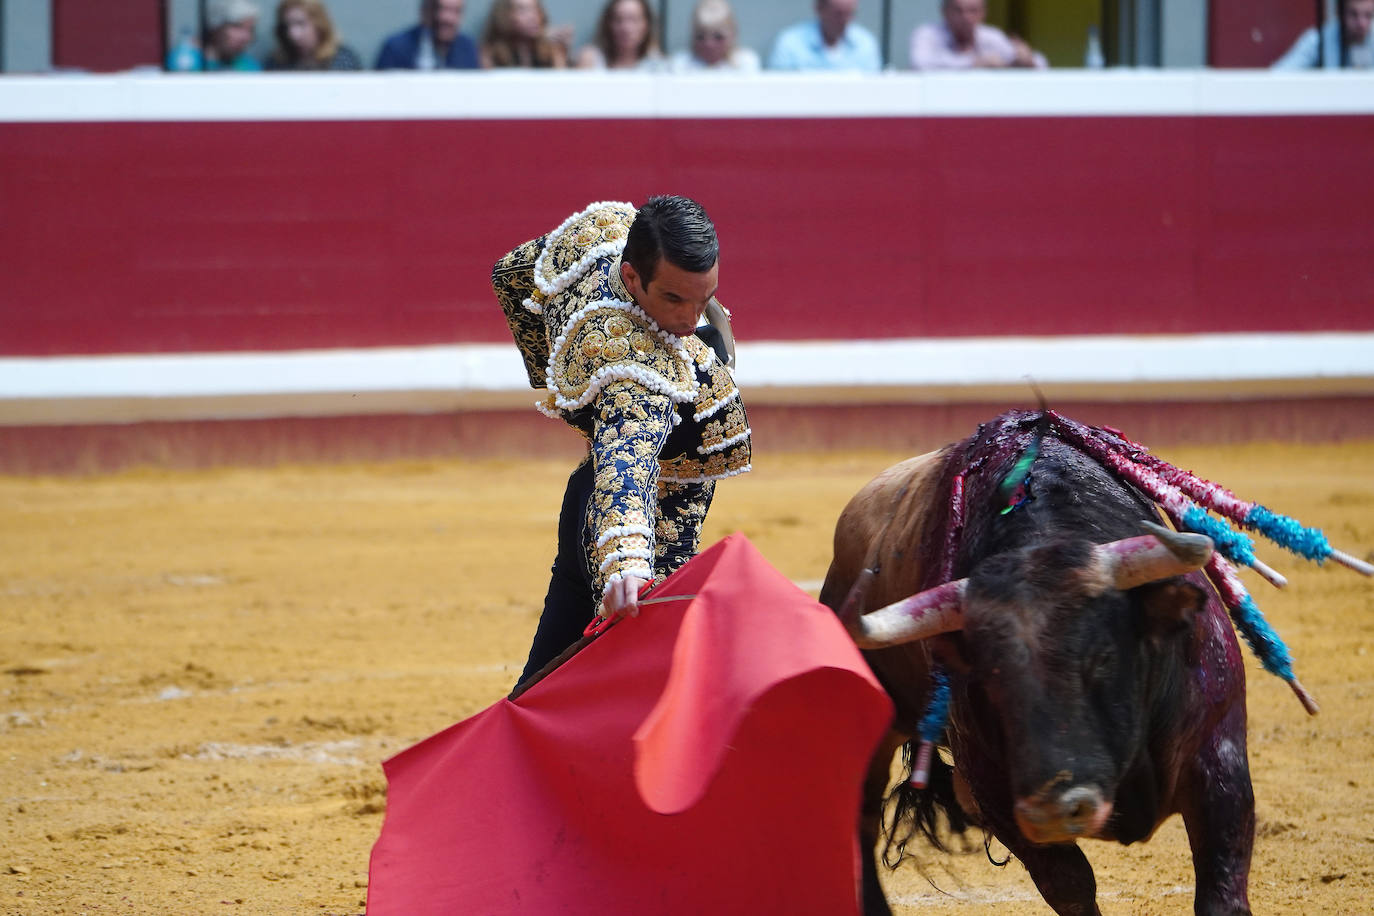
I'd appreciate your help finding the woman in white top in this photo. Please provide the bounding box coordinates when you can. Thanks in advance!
[669,0,760,72]
[575,0,664,70]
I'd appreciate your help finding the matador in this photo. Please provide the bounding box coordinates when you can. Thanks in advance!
[492,196,752,686]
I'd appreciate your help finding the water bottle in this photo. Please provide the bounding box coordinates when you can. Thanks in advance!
[1084,24,1105,69]
[167,27,204,72]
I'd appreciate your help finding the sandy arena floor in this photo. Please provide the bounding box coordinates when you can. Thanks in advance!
[3,438,1373,915]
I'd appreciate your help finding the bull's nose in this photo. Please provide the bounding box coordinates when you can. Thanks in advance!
[1014,786,1112,844]
[1058,786,1107,827]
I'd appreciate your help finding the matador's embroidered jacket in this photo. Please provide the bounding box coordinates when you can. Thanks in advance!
[492,201,752,599]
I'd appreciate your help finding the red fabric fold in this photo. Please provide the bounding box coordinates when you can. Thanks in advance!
[367,533,893,915]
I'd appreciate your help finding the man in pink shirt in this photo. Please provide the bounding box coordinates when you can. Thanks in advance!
[910,0,1047,70]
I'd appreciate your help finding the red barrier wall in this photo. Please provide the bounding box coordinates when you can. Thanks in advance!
[8,396,1374,475]
[52,0,164,72]
[1208,0,1315,68]
[4,114,1373,356]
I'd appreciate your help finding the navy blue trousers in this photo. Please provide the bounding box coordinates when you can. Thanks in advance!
[517,458,598,686]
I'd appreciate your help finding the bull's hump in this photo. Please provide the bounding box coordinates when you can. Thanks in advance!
[829,449,949,604]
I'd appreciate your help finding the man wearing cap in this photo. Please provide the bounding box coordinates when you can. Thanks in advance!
[204,0,262,70]
[375,0,480,69]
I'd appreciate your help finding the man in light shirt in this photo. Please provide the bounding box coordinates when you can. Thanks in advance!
[910,0,1047,70]
[768,0,882,72]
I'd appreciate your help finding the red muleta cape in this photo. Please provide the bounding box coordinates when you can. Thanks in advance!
[367,534,893,914]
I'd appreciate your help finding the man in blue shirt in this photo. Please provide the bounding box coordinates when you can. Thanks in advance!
[376,0,480,70]
[768,0,883,72]
[1273,0,1374,69]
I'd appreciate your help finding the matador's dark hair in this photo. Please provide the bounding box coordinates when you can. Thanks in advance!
[623,195,718,284]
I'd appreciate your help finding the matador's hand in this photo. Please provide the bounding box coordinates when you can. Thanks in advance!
[599,575,649,621]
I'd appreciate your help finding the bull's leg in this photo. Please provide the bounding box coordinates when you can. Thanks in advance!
[1004,839,1103,916]
[1179,704,1254,916]
[859,729,908,916]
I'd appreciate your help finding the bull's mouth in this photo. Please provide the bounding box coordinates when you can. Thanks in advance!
[1014,788,1113,845]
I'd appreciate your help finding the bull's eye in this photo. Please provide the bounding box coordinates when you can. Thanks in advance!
[1087,648,1117,685]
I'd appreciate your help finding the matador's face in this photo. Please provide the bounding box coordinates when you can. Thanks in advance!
[621,259,719,339]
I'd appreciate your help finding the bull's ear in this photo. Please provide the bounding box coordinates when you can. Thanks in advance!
[929,633,972,675]
[1136,579,1207,640]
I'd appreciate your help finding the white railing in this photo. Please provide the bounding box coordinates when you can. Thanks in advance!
[3,70,1374,123]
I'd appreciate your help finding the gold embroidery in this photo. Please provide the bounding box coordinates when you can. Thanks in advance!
[580,330,606,360]
[492,237,550,387]
[546,303,697,412]
[536,201,637,293]
[603,337,631,361]
[494,201,753,598]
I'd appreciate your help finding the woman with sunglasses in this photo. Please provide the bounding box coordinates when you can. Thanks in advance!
[669,0,759,71]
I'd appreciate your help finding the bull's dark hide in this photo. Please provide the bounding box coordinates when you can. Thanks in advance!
[822,411,1254,916]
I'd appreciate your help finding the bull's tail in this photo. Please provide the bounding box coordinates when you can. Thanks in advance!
[879,740,978,867]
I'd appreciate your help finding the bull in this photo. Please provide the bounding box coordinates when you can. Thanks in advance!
[820,412,1255,916]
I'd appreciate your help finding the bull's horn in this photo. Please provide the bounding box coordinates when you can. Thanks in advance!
[838,567,877,629]
[848,579,967,649]
[1093,521,1214,591]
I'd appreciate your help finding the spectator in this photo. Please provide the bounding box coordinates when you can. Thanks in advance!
[911,0,1047,70]
[1273,0,1374,69]
[204,0,263,70]
[376,0,479,69]
[265,0,362,70]
[481,0,570,68]
[767,0,881,72]
[575,0,665,70]
[670,0,760,72]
